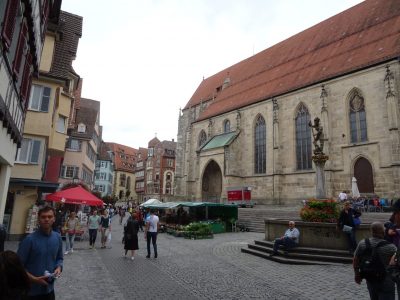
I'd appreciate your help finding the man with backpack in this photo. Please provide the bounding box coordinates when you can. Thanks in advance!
[353,221,397,299]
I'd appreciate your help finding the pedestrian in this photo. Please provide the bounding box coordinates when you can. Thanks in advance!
[353,222,396,300]
[100,210,111,249]
[0,223,6,252]
[269,221,300,256]
[17,206,63,300]
[145,209,159,258]
[137,208,144,232]
[123,212,139,260]
[337,201,358,254]
[384,203,400,297]
[52,210,63,233]
[119,207,125,225]
[63,211,79,255]
[0,250,31,300]
[87,210,100,249]
[338,190,347,202]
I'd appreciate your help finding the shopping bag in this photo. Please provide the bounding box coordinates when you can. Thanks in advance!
[343,225,353,233]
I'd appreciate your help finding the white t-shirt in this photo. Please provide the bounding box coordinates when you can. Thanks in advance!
[146,215,159,233]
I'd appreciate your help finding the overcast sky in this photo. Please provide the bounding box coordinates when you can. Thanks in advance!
[61,0,363,149]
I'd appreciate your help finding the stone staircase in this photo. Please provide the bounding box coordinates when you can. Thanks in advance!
[237,205,392,233]
[242,240,353,265]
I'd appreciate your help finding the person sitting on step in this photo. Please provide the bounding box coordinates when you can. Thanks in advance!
[270,221,300,256]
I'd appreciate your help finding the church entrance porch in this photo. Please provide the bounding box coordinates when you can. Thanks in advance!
[201,160,222,202]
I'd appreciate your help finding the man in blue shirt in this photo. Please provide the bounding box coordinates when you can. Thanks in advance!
[18,206,63,300]
[270,221,300,256]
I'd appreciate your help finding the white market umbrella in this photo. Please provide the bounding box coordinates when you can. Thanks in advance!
[140,198,162,207]
[352,177,361,199]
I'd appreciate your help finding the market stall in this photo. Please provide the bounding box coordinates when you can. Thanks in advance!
[142,201,238,234]
[45,186,104,240]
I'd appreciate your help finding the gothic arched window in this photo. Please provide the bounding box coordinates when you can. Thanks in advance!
[198,130,207,147]
[223,120,230,133]
[349,89,368,143]
[254,115,266,174]
[295,103,312,170]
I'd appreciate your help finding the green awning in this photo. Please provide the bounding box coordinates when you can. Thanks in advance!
[201,131,238,151]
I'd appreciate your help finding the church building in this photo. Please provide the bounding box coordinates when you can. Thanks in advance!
[175,0,400,204]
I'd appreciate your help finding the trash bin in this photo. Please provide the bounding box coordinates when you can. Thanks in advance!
[0,224,6,252]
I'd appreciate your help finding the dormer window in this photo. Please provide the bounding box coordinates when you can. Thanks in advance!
[77,123,86,133]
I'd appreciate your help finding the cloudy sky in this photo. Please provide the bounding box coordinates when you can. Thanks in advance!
[61,0,363,149]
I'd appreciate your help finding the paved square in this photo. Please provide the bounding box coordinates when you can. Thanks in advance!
[5,215,370,299]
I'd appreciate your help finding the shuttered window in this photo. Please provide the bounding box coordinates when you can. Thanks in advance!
[13,22,27,78]
[1,0,19,50]
[20,53,32,105]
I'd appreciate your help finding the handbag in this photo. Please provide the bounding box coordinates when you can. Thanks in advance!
[354,217,361,226]
[343,225,353,233]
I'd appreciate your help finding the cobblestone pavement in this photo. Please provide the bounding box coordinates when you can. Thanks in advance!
[5,214,373,300]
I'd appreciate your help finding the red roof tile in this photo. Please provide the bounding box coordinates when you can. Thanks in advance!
[106,142,137,172]
[186,0,400,121]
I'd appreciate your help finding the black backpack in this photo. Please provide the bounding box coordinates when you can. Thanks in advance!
[359,238,390,282]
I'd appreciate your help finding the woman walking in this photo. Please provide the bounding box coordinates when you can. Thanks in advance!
[124,212,139,260]
[64,211,80,254]
[100,210,111,249]
[87,210,100,249]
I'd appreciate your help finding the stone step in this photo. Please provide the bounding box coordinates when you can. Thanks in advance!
[248,244,352,264]
[254,240,351,257]
[243,240,352,265]
[241,248,338,265]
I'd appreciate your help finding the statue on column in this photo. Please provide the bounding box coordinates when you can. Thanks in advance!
[308,117,324,155]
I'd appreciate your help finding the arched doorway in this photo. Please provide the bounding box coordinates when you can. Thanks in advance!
[202,160,222,202]
[354,157,374,193]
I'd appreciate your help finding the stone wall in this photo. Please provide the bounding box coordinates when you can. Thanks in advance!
[265,219,370,250]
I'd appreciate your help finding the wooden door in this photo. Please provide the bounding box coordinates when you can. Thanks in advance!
[354,157,374,193]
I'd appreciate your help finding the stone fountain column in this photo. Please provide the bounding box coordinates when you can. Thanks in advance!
[312,153,329,199]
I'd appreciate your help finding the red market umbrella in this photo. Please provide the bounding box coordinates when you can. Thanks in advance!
[45,186,104,206]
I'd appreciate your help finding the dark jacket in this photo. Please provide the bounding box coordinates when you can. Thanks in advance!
[337,208,360,229]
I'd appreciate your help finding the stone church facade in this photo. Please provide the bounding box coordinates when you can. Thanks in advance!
[175,0,400,205]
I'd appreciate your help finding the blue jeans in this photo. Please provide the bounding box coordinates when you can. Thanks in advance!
[65,232,75,251]
[146,232,158,256]
[273,237,297,253]
[345,229,357,253]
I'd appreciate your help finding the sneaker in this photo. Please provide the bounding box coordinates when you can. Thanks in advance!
[64,251,69,255]
[131,257,134,261]
[146,255,150,258]
[70,249,74,253]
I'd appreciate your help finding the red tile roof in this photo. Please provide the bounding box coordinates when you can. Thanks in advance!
[186,0,400,121]
[106,142,137,172]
